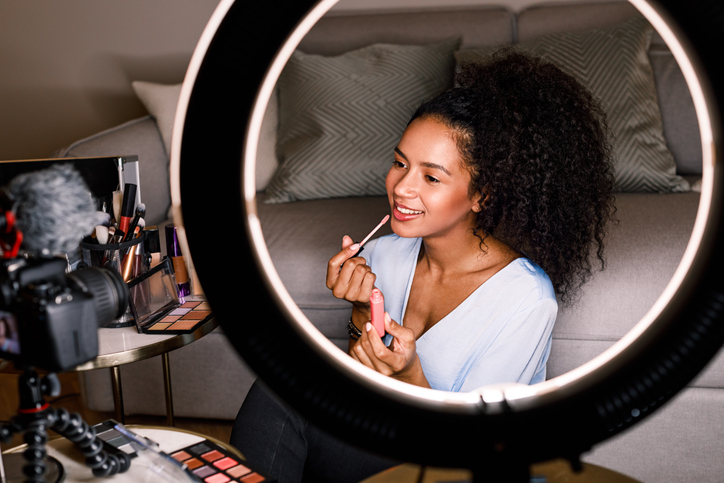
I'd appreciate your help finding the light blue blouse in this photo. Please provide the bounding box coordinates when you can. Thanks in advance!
[361,234,557,393]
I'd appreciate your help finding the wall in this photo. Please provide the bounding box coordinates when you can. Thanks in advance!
[0,0,620,160]
[0,0,219,160]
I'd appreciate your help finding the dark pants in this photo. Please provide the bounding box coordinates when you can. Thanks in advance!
[230,379,397,483]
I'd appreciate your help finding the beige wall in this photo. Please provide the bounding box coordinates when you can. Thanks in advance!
[0,0,219,160]
[0,0,617,161]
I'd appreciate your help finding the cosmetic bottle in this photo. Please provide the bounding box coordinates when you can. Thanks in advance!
[165,224,191,301]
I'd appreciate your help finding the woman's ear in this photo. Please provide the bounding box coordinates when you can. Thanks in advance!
[472,190,490,213]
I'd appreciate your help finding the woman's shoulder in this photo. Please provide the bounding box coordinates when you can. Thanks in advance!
[498,257,557,302]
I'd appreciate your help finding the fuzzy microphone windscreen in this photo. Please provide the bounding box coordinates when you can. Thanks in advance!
[7,163,98,255]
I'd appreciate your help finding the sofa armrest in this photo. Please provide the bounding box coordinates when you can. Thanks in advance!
[54,115,171,225]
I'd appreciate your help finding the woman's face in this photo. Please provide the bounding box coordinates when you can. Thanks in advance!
[385,117,481,240]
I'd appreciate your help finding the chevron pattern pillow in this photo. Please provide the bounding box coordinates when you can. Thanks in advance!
[456,16,689,193]
[264,38,460,203]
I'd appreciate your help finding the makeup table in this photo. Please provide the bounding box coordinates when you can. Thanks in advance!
[1,425,266,483]
[71,316,219,426]
[364,460,641,482]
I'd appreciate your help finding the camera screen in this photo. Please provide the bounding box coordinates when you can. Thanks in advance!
[0,310,21,356]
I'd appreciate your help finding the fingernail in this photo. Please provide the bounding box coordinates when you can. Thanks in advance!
[350,243,360,252]
[365,322,372,332]
[385,312,391,323]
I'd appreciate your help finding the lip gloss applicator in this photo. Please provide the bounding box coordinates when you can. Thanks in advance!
[353,214,389,258]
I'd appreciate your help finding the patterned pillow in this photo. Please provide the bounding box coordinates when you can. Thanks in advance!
[264,38,460,203]
[456,16,689,193]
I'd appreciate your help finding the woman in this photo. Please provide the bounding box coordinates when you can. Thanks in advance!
[231,50,615,481]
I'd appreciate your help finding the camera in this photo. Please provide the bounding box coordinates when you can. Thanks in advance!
[0,256,129,372]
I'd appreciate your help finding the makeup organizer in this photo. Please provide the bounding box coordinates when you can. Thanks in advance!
[80,233,147,327]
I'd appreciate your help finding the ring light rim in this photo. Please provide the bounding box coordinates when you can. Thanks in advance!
[171,0,724,467]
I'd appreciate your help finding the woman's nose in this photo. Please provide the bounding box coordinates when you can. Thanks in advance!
[393,172,418,198]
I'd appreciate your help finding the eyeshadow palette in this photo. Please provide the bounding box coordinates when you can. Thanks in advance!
[171,440,268,483]
[128,257,214,334]
[93,420,139,458]
[142,300,213,334]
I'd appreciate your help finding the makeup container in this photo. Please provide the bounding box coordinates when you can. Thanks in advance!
[169,439,267,482]
[165,224,190,302]
[128,258,213,334]
[93,420,198,483]
[80,232,146,327]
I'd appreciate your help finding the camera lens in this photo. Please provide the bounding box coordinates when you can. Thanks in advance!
[67,267,130,325]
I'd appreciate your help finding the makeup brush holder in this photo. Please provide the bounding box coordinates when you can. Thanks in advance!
[80,233,146,328]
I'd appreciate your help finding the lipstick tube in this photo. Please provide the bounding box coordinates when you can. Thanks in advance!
[370,288,385,337]
[118,183,137,235]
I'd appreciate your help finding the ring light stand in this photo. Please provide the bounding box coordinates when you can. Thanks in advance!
[173,0,724,479]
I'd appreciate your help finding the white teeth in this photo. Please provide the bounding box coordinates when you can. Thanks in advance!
[397,206,423,215]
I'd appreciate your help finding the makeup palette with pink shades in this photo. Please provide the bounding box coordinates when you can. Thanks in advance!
[143,300,213,334]
[128,257,214,334]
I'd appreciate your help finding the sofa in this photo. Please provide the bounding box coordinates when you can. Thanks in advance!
[57,2,718,481]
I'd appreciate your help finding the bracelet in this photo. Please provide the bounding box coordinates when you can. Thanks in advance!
[346,319,362,341]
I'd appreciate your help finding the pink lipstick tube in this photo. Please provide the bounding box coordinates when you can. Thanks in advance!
[370,288,385,337]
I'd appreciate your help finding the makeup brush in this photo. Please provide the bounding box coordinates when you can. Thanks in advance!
[123,203,146,242]
[112,190,123,225]
[95,225,110,245]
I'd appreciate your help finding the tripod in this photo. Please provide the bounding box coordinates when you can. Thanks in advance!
[0,367,131,483]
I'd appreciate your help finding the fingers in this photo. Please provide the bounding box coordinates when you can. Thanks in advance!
[342,235,354,249]
[351,335,377,369]
[326,241,361,290]
[353,321,397,375]
[383,313,410,340]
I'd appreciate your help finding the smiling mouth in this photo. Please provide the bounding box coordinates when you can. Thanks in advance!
[394,203,424,216]
[397,206,423,215]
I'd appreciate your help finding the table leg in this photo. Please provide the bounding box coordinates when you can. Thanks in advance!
[162,353,175,426]
[110,366,125,425]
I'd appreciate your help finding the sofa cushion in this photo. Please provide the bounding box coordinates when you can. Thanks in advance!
[298,7,514,55]
[256,189,705,385]
[517,2,702,177]
[263,38,460,203]
[457,15,689,194]
[648,35,702,175]
[55,116,171,225]
[549,190,701,378]
[132,81,182,159]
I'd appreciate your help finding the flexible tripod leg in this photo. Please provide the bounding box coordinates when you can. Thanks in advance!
[1,369,132,483]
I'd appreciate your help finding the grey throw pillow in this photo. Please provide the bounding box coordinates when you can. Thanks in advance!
[265,38,461,203]
[456,16,689,193]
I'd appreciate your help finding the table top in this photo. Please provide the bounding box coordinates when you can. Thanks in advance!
[363,459,641,483]
[71,316,219,371]
[2,425,248,483]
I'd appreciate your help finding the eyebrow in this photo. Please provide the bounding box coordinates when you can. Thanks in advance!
[394,147,452,176]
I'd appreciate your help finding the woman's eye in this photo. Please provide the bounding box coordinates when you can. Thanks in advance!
[393,160,406,169]
[426,175,440,184]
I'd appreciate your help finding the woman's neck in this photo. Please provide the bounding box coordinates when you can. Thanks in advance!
[420,228,517,279]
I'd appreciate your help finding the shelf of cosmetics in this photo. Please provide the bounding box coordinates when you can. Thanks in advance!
[78,224,211,335]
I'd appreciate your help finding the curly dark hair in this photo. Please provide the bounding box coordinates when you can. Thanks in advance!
[410,50,616,305]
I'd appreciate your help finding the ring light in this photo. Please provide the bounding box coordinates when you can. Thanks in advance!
[171,0,724,475]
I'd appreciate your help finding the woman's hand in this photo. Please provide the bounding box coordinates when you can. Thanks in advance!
[326,235,376,308]
[350,312,430,388]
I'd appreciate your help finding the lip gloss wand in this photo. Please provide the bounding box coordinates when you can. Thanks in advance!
[353,214,390,258]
